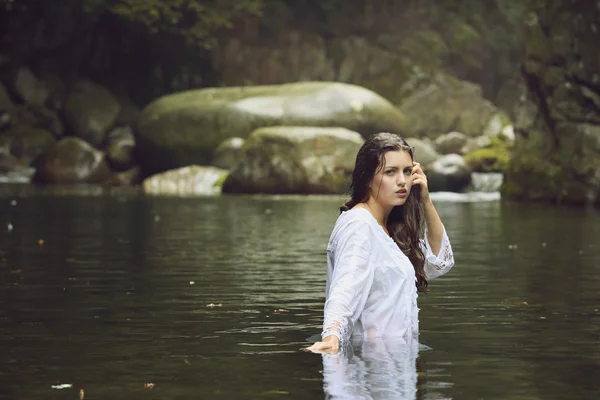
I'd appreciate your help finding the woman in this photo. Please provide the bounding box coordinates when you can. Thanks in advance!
[306,132,454,354]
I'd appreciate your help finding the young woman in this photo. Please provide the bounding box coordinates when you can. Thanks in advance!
[306,132,454,354]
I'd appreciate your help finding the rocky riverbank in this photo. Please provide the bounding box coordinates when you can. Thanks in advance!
[0,68,513,196]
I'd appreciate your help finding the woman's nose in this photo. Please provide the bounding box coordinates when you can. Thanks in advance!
[397,173,406,186]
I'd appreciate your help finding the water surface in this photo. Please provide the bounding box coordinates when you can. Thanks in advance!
[0,188,599,399]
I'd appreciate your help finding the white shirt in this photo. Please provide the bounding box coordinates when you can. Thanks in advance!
[322,208,454,343]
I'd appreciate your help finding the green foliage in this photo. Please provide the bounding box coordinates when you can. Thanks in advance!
[464,137,511,173]
[1,0,266,49]
[212,171,229,188]
[98,0,264,49]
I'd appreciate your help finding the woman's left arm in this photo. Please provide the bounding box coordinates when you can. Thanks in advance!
[412,162,455,279]
[422,199,444,256]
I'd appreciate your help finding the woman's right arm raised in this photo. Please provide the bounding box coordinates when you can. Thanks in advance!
[305,220,374,354]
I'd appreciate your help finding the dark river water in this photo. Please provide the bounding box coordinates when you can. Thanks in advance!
[0,186,599,399]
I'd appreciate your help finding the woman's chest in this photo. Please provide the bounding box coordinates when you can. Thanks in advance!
[370,241,415,291]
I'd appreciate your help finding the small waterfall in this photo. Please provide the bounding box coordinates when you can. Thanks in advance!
[429,172,503,202]
[469,172,504,192]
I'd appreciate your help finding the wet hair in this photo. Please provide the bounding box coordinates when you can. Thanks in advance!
[340,132,427,292]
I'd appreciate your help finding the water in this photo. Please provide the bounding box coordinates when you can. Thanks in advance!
[0,187,599,399]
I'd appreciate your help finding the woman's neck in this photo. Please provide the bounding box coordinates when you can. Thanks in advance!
[357,200,391,234]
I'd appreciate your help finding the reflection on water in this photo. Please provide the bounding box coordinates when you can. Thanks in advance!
[323,337,419,400]
[0,189,599,399]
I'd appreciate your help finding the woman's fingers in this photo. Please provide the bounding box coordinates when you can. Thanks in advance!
[303,341,339,354]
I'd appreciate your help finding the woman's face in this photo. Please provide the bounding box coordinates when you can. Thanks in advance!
[368,150,414,210]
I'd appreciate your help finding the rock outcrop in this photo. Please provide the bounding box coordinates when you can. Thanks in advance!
[504,0,600,206]
[222,126,364,194]
[136,82,406,174]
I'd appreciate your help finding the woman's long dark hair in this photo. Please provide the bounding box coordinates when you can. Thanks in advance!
[340,132,428,292]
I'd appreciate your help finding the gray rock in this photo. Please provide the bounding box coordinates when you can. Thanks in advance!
[405,138,439,166]
[143,165,228,196]
[10,106,64,137]
[64,79,121,147]
[0,126,56,165]
[42,74,68,111]
[222,126,364,194]
[34,137,112,184]
[137,82,406,173]
[106,166,142,186]
[0,152,35,183]
[14,67,49,106]
[398,72,501,139]
[105,126,136,171]
[504,0,600,206]
[434,131,470,155]
[427,153,472,192]
[211,137,245,170]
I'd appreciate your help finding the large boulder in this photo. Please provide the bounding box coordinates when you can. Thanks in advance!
[503,0,600,206]
[143,166,227,196]
[0,126,56,165]
[404,138,439,166]
[13,67,49,106]
[10,105,64,137]
[105,126,136,171]
[427,154,472,192]
[0,151,35,183]
[33,137,112,184]
[211,137,245,170]
[398,72,506,139]
[222,126,364,194]
[64,80,121,147]
[136,82,406,174]
[434,131,472,155]
[464,137,511,173]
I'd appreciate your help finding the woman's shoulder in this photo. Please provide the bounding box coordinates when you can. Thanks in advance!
[337,207,376,226]
[330,208,377,241]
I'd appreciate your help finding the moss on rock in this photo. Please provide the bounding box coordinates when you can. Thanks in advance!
[463,137,511,173]
[136,82,406,174]
[222,126,364,194]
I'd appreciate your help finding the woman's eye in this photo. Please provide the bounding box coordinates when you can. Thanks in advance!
[404,169,412,175]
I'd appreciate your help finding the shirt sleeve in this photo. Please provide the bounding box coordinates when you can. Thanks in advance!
[420,226,454,280]
[322,220,374,345]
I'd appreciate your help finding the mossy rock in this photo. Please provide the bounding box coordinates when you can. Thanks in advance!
[397,72,501,139]
[142,165,228,196]
[33,137,112,184]
[463,137,510,173]
[222,126,364,194]
[136,82,406,174]
[0,126,57,165]
[211,137,245,170]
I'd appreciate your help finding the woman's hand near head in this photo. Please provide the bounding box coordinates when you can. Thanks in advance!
[304,335,340,354]
[411,162,430,204]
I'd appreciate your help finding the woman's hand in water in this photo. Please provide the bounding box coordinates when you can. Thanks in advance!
[412,162,430,203]
[304,335,340,354]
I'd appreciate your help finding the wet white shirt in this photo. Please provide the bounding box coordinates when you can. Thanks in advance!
[322,208,454,343]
